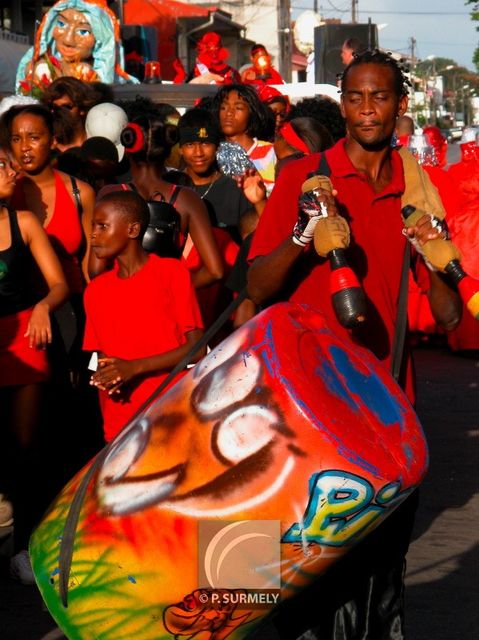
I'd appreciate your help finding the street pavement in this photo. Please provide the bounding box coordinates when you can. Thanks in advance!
[0,342,478,639]
[446,140,461,167]
[404,344,479,639]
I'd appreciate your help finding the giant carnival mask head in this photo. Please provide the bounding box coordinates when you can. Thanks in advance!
[52,7,96,63]
[15,0,138,91]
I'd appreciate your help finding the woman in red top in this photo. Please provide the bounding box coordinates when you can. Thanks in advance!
[2,104,95,377]
[3,104,95,289]
[0,145,68,583]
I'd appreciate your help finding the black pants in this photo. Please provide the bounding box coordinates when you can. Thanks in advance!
[249,491,419,640]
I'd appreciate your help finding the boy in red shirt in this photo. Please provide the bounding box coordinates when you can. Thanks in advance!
[83,191,204,442]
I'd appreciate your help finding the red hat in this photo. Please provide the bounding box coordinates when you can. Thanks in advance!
[256,85,289,108]
[197,32,222,49]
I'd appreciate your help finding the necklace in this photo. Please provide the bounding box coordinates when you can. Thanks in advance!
[196,171,219,200]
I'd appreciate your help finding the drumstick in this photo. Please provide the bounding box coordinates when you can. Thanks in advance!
[302,175,367,328]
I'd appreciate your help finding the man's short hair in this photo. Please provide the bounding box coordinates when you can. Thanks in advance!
[342,37,364,54]
[340,49,411,98]
[395,115,415,136]
[97,191,150,239]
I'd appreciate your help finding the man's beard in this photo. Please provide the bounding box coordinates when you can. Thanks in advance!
[360,137,393,152]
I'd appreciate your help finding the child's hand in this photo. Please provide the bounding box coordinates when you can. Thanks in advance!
[235,169,266,205]
[24,302,51,349]
[90,357,138,395]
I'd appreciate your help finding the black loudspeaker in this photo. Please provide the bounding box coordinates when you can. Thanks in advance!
[121,25,159,80]
[314,23,378,85]
[121,25,158,61]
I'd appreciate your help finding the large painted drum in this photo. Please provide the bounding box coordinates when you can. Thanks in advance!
[30,303,428,640]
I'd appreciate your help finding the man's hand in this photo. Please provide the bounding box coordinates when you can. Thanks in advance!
[90,357,138,395]
[405,213,449,245]
[404,213,451,271]
[292,186,339,247]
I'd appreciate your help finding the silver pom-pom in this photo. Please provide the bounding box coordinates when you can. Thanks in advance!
[216,141,255,177]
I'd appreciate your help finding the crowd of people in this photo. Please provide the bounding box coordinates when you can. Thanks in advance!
[0,44,478,640]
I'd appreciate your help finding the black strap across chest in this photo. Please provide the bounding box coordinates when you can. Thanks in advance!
[309,152,410,382]
[69,175,83,216]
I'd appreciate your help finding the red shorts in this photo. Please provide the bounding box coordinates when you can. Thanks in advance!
[0,307,50,386]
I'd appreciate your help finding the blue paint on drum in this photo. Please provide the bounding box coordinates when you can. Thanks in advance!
[327,346,402,427]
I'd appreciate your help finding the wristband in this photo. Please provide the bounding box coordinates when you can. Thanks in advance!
[292,233,308,247]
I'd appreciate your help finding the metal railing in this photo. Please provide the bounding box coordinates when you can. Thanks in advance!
[0,28,29,45]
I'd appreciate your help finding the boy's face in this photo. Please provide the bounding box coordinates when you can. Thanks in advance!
[180,141,217,177]
[341,45,354,66]
[90,201,134,260]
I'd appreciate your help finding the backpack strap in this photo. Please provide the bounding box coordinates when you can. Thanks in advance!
[304,152,332,182]
[317,152,331,177]
[69,175,83,216]
[391,241,411,383]
[168,184,181,207]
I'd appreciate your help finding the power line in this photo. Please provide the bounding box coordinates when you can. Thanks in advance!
[324,0,350,13]
[358,10,471,16]
[292,5,471,16]
[382,38,477,47]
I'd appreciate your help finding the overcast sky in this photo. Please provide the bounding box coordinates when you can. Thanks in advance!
[292,0,478,70]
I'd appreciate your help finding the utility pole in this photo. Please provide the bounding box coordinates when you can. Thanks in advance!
[432,60,437,125]
[451,74,456,126]
[351,0,358,24]
[277,0,292,82]
[409,36,416,115]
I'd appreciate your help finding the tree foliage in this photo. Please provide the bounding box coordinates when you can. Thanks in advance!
[466,1,479,71]
[415,57,479,95]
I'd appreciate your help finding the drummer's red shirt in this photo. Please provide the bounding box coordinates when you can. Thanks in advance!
[249,139,420,402]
